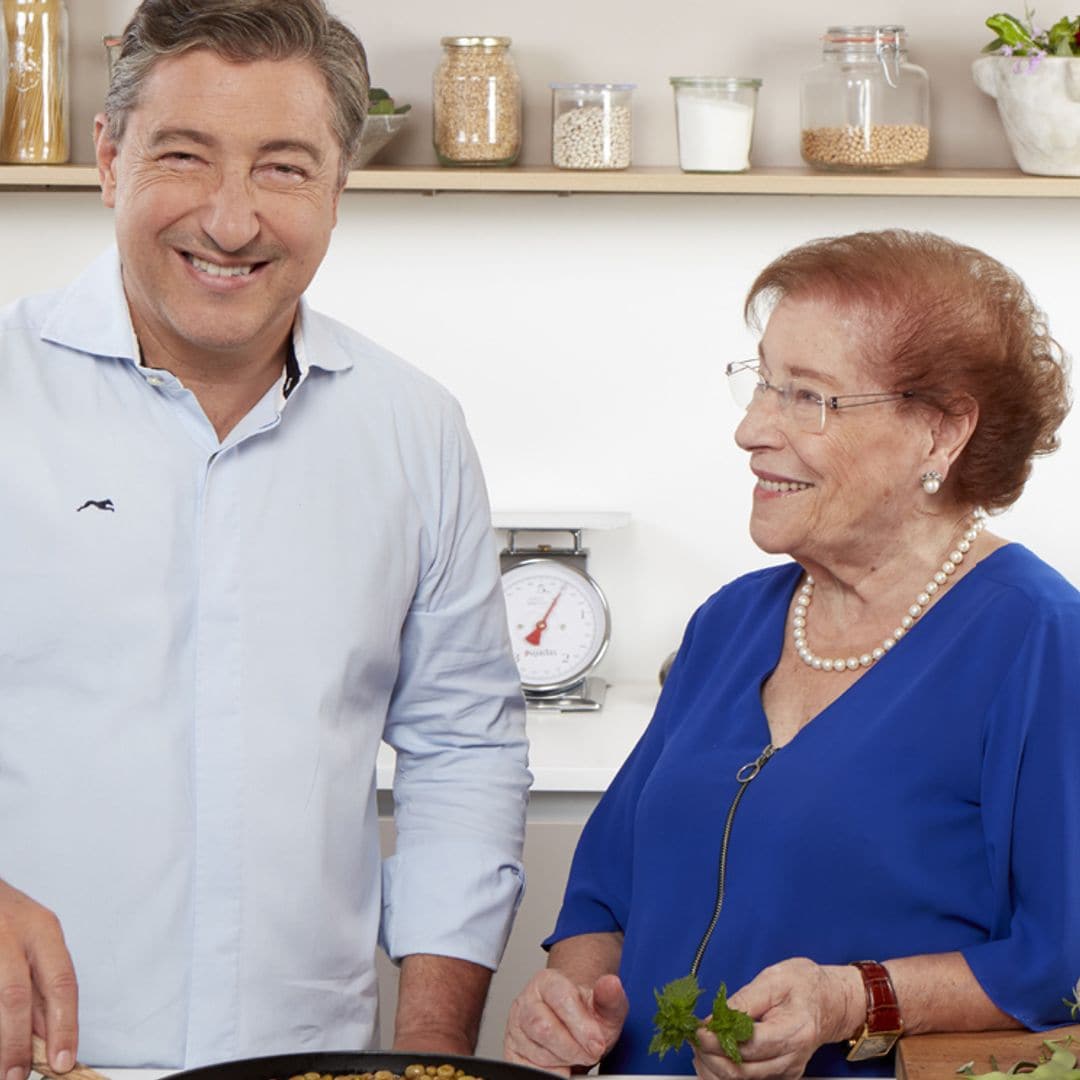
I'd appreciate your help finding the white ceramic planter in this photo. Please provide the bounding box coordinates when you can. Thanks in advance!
[973,54,1080,175]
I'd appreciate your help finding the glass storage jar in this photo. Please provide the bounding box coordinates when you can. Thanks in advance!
[433,35,521,166]
[1,0,69,163]
[550,82,635,170]
[800,25,928,171]
[670,76,762,172]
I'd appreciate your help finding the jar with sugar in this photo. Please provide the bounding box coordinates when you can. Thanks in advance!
[800,25,929,171]
[670,76,762,172]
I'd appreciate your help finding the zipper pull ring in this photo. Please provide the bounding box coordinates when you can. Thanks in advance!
[735,743,776,784]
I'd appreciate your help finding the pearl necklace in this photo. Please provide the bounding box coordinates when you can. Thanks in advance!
[792,513,987,673]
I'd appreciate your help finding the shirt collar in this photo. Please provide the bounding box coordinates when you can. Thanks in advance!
[39,245,356,377]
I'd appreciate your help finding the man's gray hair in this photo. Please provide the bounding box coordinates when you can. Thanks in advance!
[105,0,369,184]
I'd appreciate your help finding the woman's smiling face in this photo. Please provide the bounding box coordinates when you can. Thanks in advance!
[735,295,935,569]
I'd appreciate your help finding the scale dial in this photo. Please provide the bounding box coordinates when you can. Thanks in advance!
[501,558,610,694]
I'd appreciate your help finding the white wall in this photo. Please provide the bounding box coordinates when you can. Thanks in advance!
[8,0,1080,685]
[76,0,1017,168]
[2,191,1078,689]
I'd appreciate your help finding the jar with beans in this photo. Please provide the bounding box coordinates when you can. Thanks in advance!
[550,82,635,170]
[433,35,521,166]
[800,25,929,171]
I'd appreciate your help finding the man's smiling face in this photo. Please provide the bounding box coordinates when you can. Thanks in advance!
[95,48,343,368]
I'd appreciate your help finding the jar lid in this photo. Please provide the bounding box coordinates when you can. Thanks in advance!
[823,25,907,45]
[669,76,763,89]
[549,82,637,91]
[441,36,511,47]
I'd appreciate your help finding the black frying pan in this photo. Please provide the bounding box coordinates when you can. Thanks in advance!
[166,1052,559,1080]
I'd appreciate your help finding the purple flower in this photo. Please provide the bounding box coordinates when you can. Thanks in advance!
[1027,48,1046,71]
[1000,43,1015,55]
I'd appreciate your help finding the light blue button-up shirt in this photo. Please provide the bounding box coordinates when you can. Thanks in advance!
[0,249,530,1068]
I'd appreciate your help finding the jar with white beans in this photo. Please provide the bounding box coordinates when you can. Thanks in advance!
[550,82,635,170]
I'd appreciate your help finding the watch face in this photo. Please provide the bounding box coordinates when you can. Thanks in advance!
[501,558,610,693]
[848,1034,900,1061]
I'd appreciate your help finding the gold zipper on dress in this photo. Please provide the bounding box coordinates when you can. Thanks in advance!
[690,742,776,977]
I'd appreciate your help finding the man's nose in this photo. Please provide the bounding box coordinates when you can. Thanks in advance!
[201,169,260,253]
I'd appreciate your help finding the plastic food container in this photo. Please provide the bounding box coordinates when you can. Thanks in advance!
[550,82,635,170]
[800,25,930,171]
[670,76,762,172]
[433,35,521,166]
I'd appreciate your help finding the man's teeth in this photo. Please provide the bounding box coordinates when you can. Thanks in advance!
[189,255,253,278]
[758,478,813,493]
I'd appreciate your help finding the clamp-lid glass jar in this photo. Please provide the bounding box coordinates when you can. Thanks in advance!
[800,25,929,171]
[1,0,70,163]
[433,35,521,166]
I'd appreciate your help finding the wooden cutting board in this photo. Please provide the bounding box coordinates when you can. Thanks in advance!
[896,1024,1080,1080]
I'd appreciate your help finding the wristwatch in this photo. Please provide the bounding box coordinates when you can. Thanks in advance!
[846,960,904,1061]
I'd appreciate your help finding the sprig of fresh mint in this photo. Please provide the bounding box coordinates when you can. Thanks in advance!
[649,973,754,1064]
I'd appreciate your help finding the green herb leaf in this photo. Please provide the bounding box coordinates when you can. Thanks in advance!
[705,982,754,1065]
[648,974,705,1059]
[648,974,754,1064]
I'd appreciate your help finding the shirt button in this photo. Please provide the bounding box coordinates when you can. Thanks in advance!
[147,376,163,386]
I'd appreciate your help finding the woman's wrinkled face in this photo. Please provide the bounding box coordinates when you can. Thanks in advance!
[734,296,933,569]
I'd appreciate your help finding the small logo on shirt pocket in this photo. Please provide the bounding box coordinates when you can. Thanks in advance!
[76,499,116,512]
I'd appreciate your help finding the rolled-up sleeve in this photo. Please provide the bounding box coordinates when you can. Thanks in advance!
[379,404,531,969]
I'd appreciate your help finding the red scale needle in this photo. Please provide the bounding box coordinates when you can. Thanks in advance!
[525,590,563,646]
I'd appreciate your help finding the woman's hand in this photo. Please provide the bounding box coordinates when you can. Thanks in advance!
[504,969,629,1077]
[693,958,862,1080]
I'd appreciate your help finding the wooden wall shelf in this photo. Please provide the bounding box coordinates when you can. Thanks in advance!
[2,163,1080,197]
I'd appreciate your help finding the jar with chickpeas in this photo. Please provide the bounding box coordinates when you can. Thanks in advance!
[433,36,521,166]
[800,25,929,171]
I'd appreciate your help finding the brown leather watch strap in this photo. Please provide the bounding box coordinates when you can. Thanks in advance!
[851,959,903,1036]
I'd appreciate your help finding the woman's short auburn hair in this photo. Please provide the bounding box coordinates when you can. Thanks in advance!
[744,229,1071,512]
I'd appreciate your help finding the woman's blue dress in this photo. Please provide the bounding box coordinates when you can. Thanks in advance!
[546,545,1080,1076]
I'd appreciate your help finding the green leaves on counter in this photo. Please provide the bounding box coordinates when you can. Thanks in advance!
[957,1038,1080,1080]
[649,973,753,1064]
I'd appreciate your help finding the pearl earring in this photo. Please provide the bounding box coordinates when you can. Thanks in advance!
[921,470,943,495]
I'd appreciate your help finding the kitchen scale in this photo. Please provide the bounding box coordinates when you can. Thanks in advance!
[496,513,628,712]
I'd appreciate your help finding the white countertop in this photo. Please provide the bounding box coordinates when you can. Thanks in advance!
[376,681,658,793]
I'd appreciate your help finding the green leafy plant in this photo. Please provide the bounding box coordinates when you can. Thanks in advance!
[1066,978,1080,1021]
[982,8,1080,68]
[368,87,411,115]
[957,1036,1080,1079]
[649,973,754,1064]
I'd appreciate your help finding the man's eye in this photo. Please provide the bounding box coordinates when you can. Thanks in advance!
[261,163,307,180]
[792,386,823,405]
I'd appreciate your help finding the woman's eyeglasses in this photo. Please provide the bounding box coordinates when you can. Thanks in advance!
[725,359,915,435]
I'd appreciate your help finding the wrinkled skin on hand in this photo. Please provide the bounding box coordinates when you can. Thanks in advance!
[0,880,78,1080]
[692,958,861,1080]
[504,969,629,1077]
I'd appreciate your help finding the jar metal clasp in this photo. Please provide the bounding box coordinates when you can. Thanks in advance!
[875,26,902,88]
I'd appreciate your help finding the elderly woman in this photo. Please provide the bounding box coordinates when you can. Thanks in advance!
[503,230,1080,1080]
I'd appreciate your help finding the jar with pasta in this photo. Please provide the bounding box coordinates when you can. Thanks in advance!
[1,0,69,163]
[433,36,521,166]
[800,25,929,171]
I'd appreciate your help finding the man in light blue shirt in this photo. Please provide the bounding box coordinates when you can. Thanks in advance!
[0,0,529,1073]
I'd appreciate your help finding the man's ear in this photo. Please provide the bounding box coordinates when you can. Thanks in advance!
[94,113,119,208]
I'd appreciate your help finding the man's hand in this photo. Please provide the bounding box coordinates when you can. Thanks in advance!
[692,958,861,1080]
[0,880,78,1080]
[504,969,628,1077]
